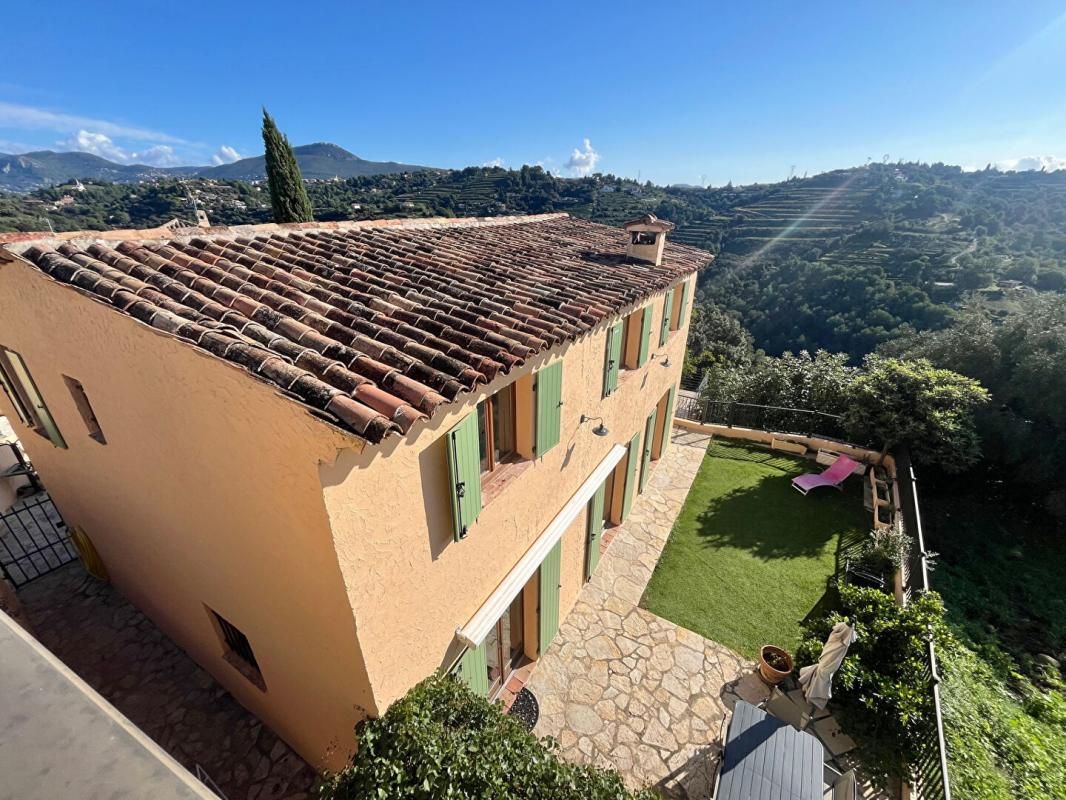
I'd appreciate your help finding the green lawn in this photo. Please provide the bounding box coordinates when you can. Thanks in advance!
[642,440,868,658]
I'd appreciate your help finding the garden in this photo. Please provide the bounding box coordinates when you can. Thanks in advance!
[641,439,869,657]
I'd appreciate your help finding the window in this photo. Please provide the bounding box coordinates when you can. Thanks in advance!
[0,353,33,428]
[631,231,657,246]
[622,305,653,369]
[209,607,264,689]
[0,347,66,448]
[477,384,517,474]
[63,376,106,444]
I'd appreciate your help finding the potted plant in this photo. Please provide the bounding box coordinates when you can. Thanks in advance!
[758,644,794,685]
[858,526,911,577]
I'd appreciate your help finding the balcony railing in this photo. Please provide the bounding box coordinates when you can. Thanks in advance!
[675,395,850,443]
[895,448,952,800]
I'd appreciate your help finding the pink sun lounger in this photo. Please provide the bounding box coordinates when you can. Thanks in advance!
[792,454,861,495]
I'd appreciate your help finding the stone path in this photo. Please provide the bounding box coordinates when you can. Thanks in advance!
[527,428,770,799]
[18,562,317,800]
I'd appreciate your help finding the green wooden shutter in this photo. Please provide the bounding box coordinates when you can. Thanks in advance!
[678,281,690,326]
[602,321,623,398]
[3,351,66,449]
[446,412,482,541]
[585,482,606,580]
[621,432,640,521]
[535,361,563,456]
[661,387,676,455]
[0,356,33,427]
[639,409,657,493]
[539,540,562,653]
[456,641,489,696]
[659,289,674,346]
[637,306,653,367]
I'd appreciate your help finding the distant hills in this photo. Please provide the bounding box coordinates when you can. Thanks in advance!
[203,143,429,182]
[0,143,430,192]
[1,160,1064,362]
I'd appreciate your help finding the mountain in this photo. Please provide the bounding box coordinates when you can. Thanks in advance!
[0,143,429,191]
[201,143,427,181]
[0,151,197,192]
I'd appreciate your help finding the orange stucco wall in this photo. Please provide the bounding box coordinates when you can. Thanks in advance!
[0,241,697,763]
[0,255,375,769]
[319,276,696,709]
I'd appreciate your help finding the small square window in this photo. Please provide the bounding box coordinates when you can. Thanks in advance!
[631,231,657,246]
[208,607,265,690]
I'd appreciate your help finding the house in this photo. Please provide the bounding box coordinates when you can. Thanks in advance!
[0,212,709,769]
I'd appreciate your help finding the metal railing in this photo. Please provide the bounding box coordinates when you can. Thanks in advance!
[0,493,75,587]
[675,396,849,442]
[895,448,952,800]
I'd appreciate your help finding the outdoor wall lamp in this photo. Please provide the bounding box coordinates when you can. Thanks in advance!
[580,415,610,436]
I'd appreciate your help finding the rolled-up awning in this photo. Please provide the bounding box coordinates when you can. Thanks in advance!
[455,443,627,648]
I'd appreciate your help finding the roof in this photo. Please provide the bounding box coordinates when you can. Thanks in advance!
[2,213,711,444]
[623,213,675,231]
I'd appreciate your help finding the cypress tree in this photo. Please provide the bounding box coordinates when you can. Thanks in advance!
[261,109,314,224]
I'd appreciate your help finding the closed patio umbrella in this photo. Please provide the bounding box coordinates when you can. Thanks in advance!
[797,619,856,723]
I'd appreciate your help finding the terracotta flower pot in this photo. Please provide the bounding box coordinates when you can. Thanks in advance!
[757,645,794,685]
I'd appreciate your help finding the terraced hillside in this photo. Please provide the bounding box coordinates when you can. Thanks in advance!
[692,165,1066,358]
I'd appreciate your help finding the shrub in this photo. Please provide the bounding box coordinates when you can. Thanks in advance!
[319,672,654,800]
[796,585,949,787]
[940,645,1066,799]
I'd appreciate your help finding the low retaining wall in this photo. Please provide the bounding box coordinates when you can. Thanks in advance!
[674,417,892,472]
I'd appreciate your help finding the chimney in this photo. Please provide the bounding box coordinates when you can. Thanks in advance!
[623,214,674,266]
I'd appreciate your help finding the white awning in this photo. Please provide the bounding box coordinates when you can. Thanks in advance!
[455,443,627,648]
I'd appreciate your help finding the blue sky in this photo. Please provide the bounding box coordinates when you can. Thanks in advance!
[3,1,1065,186]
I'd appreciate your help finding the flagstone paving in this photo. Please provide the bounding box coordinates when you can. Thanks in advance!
[17,562,317,800]
[526,428,771,799]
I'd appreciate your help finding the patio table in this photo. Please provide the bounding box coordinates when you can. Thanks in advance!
[715,700,823,800]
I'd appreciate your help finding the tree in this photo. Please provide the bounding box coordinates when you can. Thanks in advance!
[320,672,653,800]
[684,302,755,377]
[261,109,314,224]
[885,296,1066,516]
[844,356,989,471]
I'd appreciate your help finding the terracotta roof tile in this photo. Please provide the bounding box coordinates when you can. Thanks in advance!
[7,214,710,444]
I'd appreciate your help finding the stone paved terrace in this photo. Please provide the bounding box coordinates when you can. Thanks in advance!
[527,428,772,799]
[17,563,318,800]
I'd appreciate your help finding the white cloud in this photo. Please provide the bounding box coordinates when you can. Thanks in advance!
[482,157,505,168]
[963,155,1066,172]
[997,155,1066,172]
[565,138,600,176]
[0,101,185,144]
[60,130,181,167]
[212,145,243,165]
